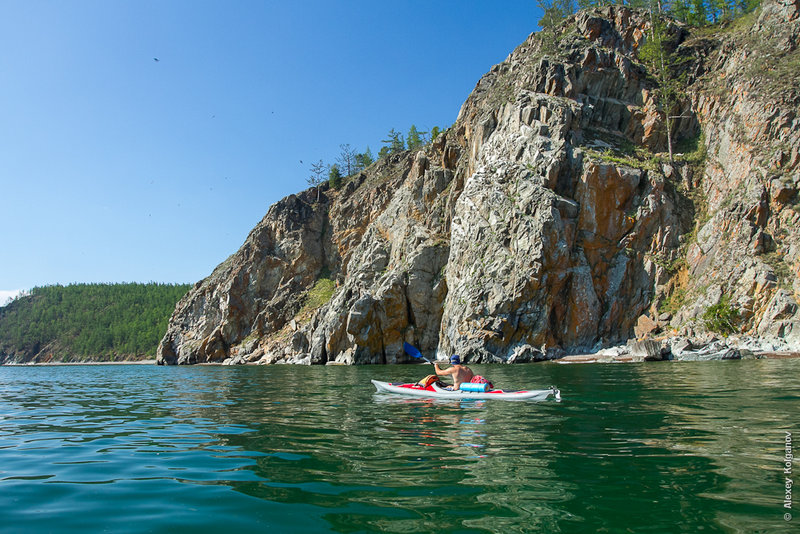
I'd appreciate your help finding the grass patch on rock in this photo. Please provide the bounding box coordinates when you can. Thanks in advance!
[675,132,707,169]
[659,287,687,316]
[295,268,337,323]
[582,128,660,171]
[303,277,335,313]
[762,252,795,290]
[703,294,740,335]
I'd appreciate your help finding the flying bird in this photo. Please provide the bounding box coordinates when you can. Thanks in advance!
[153,57,159,62]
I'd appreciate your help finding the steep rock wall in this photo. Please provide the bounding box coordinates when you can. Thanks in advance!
[158,0,800,365]
[671,0,800,343]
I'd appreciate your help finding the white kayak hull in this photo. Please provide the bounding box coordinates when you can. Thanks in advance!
[371,380,560,401]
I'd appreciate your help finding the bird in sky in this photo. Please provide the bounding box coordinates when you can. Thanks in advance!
[153,57,159,62]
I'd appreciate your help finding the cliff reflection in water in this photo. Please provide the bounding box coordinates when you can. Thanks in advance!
[635,360,800,532]
[167,362,798,533]
[2,362,797,533]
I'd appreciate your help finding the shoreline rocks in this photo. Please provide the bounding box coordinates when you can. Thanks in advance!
[559,334,800,363]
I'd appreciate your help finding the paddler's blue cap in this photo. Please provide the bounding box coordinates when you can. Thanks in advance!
[450,355,460,364]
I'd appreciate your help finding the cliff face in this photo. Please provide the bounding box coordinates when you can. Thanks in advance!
[158,0,800,365]
[680,0,800,341]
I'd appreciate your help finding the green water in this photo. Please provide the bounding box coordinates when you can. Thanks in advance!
[0,361,797,533]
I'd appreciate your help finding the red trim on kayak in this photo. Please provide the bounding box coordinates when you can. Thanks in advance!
[389,382,523,394]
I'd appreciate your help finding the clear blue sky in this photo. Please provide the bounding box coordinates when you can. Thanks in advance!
[1,0,542,299]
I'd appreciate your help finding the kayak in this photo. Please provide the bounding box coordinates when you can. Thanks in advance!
[371,379,561,401]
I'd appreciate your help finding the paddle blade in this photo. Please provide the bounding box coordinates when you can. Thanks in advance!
[403,342,423,359]
[404,342,432,364]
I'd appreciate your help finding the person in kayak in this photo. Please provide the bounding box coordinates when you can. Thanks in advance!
[434,355,474,391]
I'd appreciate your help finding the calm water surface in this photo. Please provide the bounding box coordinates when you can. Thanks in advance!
[0,361,798,533]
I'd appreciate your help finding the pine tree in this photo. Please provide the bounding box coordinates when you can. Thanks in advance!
[337,144,358,177]
[355,147,374,171]
[328,164,342,189]
[381,129,405,155]
[0,283,190,360]
[638,12,687,162]
[690,0,708,25]
[407,125,427,151]
[307,159,327,202]
[536,0,575,36]
[671,0,692,22]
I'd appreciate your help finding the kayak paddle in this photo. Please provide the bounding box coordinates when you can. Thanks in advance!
[403,342,432,364]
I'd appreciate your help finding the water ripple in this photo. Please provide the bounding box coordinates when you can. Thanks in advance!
[1,361,798,532]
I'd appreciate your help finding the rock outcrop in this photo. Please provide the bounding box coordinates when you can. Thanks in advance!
[158,0,800,365]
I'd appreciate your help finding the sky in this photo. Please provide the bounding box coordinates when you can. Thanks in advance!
[1,0,543,301]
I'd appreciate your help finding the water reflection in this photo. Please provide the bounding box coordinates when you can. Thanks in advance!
[1,361,798,533]
[632,361,800,532]
[181,365,572,532]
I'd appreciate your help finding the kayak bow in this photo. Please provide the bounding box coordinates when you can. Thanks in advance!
[371,379,560,401]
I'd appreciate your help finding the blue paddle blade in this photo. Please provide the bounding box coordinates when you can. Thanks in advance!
[404,342,432,364]
[403,342,422,359]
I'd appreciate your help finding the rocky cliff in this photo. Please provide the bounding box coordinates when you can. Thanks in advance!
[157,0,800,365]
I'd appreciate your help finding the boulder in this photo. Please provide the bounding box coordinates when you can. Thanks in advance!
[506,344,546,363]
[627,339,663,361]
[669,337,694,357]
[634,315,659,338]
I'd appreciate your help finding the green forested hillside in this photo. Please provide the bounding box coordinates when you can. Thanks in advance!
[0,283,191,362]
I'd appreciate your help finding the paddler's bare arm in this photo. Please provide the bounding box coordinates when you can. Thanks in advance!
[434,363,454,376]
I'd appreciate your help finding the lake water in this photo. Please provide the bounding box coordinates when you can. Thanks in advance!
[0,360,797,533]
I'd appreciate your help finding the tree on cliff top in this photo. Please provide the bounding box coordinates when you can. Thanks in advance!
[328,164,342,189]
[307,159,326,201]
[379,129,405,159]
[638,14,689,161]
[552,0,761,26]
[355,147,374,171]
[537,0,575,35]
[337,143,359,177]
[407,125,428,151]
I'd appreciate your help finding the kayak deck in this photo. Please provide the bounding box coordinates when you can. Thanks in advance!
[371,379,560,401]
